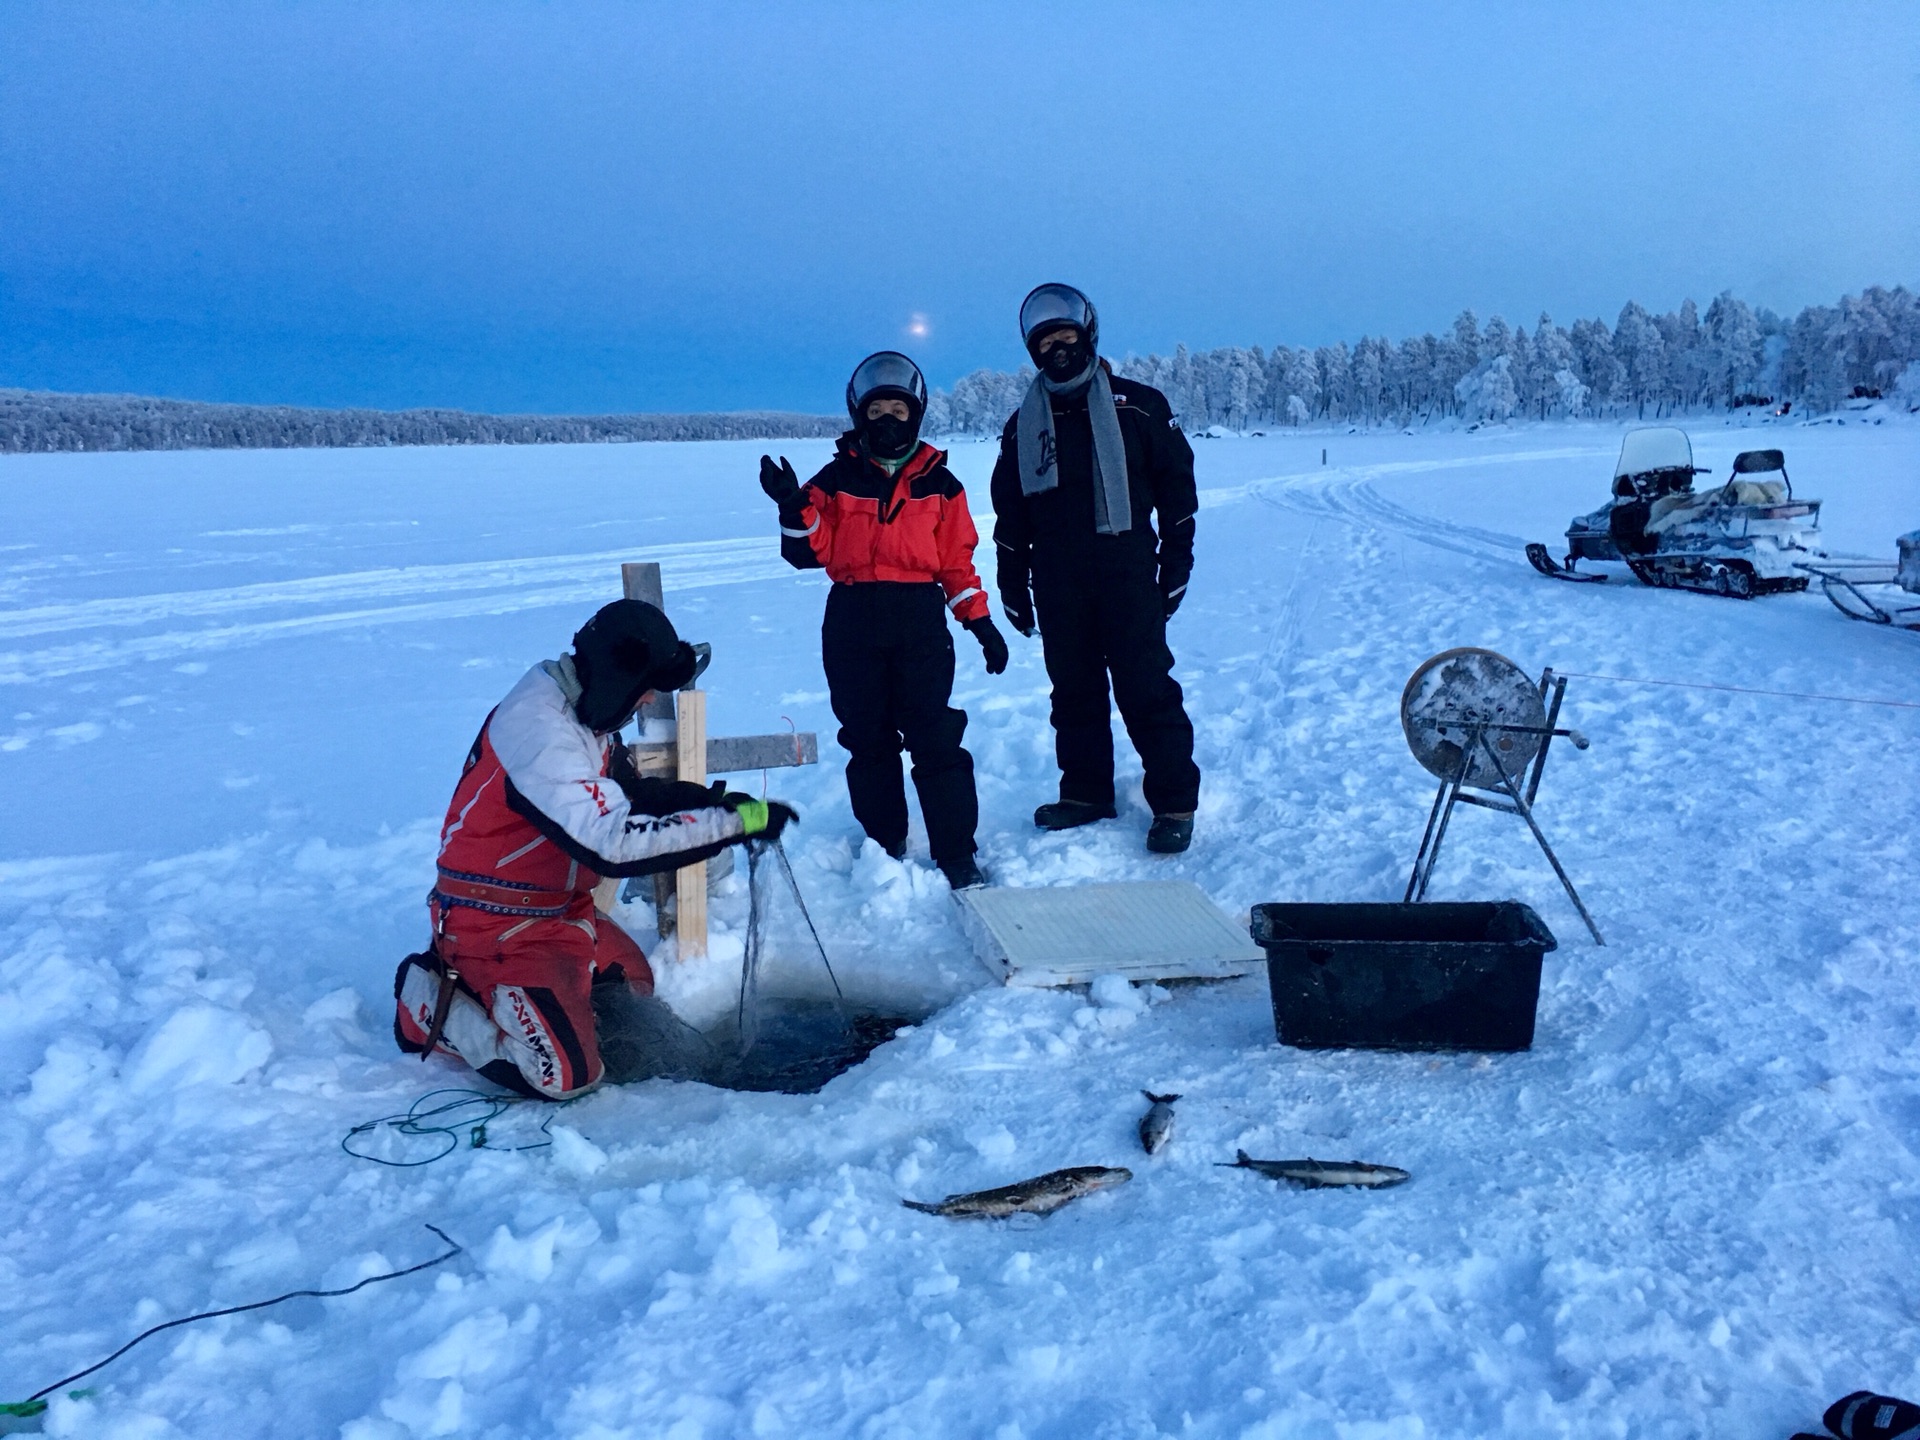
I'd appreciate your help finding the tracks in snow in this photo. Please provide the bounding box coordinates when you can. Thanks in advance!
[1210,446,1603,566]
[0,536,813,683]
[1,445,1603,683]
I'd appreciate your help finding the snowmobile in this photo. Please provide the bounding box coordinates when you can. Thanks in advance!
[1526,428,1822,598]
[1800,530,1920,630]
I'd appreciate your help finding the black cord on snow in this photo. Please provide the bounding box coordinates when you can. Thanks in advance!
[342,1087,555,1167]
[9,1225,462,1411]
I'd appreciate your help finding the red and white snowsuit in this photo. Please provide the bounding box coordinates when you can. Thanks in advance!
[395,660,745,1098]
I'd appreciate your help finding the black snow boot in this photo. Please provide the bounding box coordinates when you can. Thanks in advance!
[1146,812,1194,854]
[940,856,988,891]
[1034,799,1117,831]
[1825,1393,1920,1439]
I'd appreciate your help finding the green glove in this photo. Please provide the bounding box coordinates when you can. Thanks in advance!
[723,792,798,840]
[732,797,771,835]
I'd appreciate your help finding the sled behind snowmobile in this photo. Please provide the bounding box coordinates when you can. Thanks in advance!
[1800,530,1920,630]
[1528,429,1822,598]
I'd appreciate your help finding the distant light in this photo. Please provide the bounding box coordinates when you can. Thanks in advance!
[906,312,931,339]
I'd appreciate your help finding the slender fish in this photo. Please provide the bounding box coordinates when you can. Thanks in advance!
[1138,1092,1181,1155]
[1220,1150,1410,1189]
[902,1165,1133,1219]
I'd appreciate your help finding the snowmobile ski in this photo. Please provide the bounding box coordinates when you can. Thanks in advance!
[1525,543,1607,583]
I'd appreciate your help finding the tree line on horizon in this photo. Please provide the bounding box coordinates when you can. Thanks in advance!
[926,283,1920,436]
[4,282,1914,455]
[0,391,844,455]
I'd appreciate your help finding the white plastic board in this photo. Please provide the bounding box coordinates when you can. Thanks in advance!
[955,881,1264,988]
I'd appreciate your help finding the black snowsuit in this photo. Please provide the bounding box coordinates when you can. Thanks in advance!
[990,372,1201,817]
[781,437,987,867]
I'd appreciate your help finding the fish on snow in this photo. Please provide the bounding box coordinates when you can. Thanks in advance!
[902,1166,1133,1219]
[1219,1150,1409,1189]
[1138,1092,1181,1155]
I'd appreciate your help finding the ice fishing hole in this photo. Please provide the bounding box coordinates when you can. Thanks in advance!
[592,988,923,1095]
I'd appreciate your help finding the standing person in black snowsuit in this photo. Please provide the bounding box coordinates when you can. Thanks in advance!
[759,352,1007,890]
[990,283,1201,854]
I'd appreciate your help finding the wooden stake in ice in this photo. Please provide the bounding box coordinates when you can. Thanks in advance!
[589,562,819,960]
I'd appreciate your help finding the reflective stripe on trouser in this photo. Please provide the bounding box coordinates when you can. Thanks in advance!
[396,903,653,1099]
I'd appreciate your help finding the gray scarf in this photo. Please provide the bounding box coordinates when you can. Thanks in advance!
[1016,363,1132,535]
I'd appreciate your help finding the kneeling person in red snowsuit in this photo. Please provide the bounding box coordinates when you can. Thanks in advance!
[395,600,795,1099]
[758,351,1008,891]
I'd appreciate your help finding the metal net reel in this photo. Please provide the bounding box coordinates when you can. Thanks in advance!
[1399,647,1602,945]
[1401,647,1549,790]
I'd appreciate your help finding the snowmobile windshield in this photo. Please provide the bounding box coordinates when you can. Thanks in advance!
[1019,283,1098,348]
[845,352,927,419]
[1614,427,1695,482]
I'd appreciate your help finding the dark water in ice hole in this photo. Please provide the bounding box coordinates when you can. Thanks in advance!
[593,987,919,1095]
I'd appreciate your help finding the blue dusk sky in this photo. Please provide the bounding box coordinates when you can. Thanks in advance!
[2,1,1916,413]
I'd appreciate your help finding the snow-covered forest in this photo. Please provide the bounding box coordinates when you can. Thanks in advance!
[929,283,1920,435]
[0,391,842,455]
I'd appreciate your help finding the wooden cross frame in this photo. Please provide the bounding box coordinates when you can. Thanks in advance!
[589,562,819,959]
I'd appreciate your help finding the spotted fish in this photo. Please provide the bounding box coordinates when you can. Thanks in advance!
[902,1165,1133,1218]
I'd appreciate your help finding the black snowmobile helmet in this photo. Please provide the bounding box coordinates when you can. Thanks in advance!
[569,599,699,733]
[1019,283,1099,361]
[845,350,928,423]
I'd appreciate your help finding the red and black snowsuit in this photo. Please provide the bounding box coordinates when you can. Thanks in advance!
[395,660,746,1099]
[778,434,988,866]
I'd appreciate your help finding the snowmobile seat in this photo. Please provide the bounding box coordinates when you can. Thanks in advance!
[1732,449,1785,475]
[1647,491,1700,529]
[1723,477,1789,506]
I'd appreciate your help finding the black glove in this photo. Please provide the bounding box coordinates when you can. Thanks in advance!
[1000,586,1036,638]
[759,455,801,506]
[965,616,1009,675]
[1160,570,1190,620]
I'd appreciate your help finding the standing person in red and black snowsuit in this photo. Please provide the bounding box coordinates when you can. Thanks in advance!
[990,284,1202,854]
[758,351,1008,890]
[395,600,795,1099]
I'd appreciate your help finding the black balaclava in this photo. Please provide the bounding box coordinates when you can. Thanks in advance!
[860,399,923,461]
[570,599,698,733]
[1031,325,1095,388]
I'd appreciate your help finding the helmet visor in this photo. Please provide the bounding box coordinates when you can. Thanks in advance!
[847,351,927,417]
[1019,283,1095,345]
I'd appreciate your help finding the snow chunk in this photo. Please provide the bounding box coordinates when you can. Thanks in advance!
[968,1124,1018,1164]
[1008,1342,1061,1380]
[481,1215,601,1283]
[301,986,361,1027]
[705,1190,797,1285]
[126,1005,271,1090]
[398,1307,534,1381]
[1088,974,1147,1013]
[548,1124,609,1177]
[23,1039,117,1114]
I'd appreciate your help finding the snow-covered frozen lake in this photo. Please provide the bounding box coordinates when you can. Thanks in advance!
[2,414,1917,1437]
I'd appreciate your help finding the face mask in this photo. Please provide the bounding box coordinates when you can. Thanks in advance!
[863,411,919,461]
[1039,335,1094,384]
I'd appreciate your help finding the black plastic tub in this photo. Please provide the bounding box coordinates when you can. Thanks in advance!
[1250,901,1555,1052]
